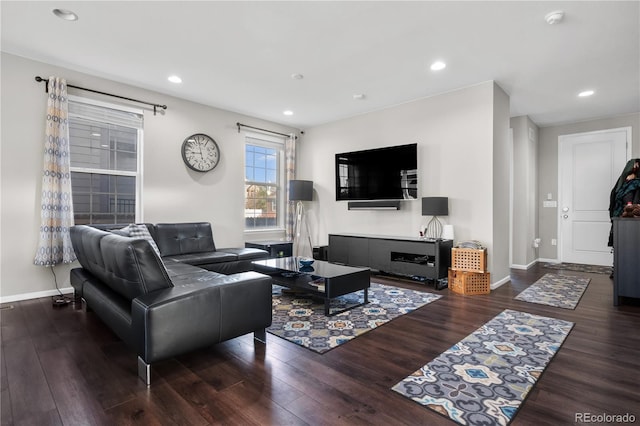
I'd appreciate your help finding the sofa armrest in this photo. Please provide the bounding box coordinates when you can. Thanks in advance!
[131,271,272,364]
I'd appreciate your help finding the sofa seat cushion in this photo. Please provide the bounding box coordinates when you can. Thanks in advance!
[161,258,203,276]
[217,247,269,261]
[162,258,224,280]
[170,269,228,287]
[163,251,237,266]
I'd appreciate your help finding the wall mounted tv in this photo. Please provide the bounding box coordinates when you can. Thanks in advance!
[335,143,418,201]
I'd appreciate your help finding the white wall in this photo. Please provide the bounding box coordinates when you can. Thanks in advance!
[0,53,297,301]
[510,115,539,269]
[537,113,640,260]
[299,81,511,283]
[491,83,511,283]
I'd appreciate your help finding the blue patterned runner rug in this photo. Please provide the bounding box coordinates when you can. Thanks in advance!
[392,309,574,426]
[267,282,441,353]
[514,273,590,309]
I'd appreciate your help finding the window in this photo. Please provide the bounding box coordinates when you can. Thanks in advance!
[68,97,143,225]
[244,135,284,230]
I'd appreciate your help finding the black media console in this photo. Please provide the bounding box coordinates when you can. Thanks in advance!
[328,233,452,285]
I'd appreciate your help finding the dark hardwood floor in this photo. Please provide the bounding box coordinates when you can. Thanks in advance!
[2,264,639,425]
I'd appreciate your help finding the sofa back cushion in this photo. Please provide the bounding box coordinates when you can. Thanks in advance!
[153,222,216,256]
[70,225,109,274]
[70,225,174,301]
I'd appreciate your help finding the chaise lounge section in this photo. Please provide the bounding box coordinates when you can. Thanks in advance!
[150,222,268,274]
[69,223,273,385]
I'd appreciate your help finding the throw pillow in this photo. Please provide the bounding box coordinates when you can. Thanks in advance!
[111,225,131,237]
[128,224,162,258]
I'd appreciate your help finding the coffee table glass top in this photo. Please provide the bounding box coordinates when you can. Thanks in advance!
[252,256,368,278]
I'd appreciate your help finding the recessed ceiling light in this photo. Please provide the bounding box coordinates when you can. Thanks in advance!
[430,61,446,71]
[283,110,294,116]
[578,90,594,97]
[353,94,366,100]
[168,75,182,84]
[52,9,78,21]
[291,73,304,80]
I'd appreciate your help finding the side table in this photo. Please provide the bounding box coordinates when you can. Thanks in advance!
[245,240,293,258]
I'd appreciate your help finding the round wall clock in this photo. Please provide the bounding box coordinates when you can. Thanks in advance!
[181,133,220,172]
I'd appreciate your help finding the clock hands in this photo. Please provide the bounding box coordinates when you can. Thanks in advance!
[197,139,205,162]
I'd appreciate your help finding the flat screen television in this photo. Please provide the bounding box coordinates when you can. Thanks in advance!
[335,143,418,201]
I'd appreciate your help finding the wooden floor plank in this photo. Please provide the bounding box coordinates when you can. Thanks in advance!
[2,337,59,424]
[0,264,638,425]
[0,344,12,426]
[38,346,110,426]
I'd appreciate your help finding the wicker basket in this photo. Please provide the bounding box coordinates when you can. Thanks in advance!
[448,269,491,295]
[451,248,487,272]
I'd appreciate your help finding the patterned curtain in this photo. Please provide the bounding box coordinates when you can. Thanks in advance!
[34,77,77,266]
[285,133,297,241]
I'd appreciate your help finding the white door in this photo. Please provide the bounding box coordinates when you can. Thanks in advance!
[558,128,630,266]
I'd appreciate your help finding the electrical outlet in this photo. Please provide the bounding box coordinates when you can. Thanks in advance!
[551,239,557,246]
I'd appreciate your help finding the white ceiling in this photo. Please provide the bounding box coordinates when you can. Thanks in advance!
[2,1,639,129]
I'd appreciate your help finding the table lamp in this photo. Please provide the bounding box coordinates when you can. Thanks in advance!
[422,197,448,238]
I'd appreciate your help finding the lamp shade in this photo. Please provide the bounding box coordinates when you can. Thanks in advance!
[422,197,448,216]
[289,180,313,201]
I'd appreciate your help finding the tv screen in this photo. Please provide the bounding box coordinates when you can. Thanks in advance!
[335,143,418,201]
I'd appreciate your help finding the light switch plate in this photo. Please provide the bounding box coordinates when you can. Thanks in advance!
[543,200,557,208]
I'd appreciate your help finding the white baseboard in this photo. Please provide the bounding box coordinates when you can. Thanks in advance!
[512,258,560,270]
[511,259,540,270]
[0,287,74,304]
[491,275,511,290]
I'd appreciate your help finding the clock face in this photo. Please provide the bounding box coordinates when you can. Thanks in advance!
[181,133,220,172]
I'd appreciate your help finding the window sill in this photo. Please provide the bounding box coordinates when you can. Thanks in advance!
[244,227,285,234]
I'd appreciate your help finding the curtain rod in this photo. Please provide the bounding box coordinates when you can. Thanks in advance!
[35,76,167,115]
[236,122,299,139]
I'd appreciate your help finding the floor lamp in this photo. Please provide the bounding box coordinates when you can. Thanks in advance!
[289,180,314,259]
[422,197,449,239]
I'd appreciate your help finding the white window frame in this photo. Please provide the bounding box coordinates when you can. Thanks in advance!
[68,95,144,223]
[243,132,286,234]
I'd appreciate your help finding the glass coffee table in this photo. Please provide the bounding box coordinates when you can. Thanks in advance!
[252,257,370,316]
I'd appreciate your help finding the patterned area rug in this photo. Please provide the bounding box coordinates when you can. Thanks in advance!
[543,262,612,275]
[392,309,574,426]
[514,273,591,309]
[267,283,442,353]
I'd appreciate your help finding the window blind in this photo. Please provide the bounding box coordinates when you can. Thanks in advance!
[69,100,143,129]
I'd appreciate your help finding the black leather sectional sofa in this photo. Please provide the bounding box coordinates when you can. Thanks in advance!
[69,222,273,385]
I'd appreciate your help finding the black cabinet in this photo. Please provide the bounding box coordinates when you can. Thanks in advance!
[328,233,452,281]
[612,218,640,305]
[328,235,369,267]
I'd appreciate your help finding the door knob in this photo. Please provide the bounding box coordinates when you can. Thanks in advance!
[563,214,569,219]
[562,207,569,212]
